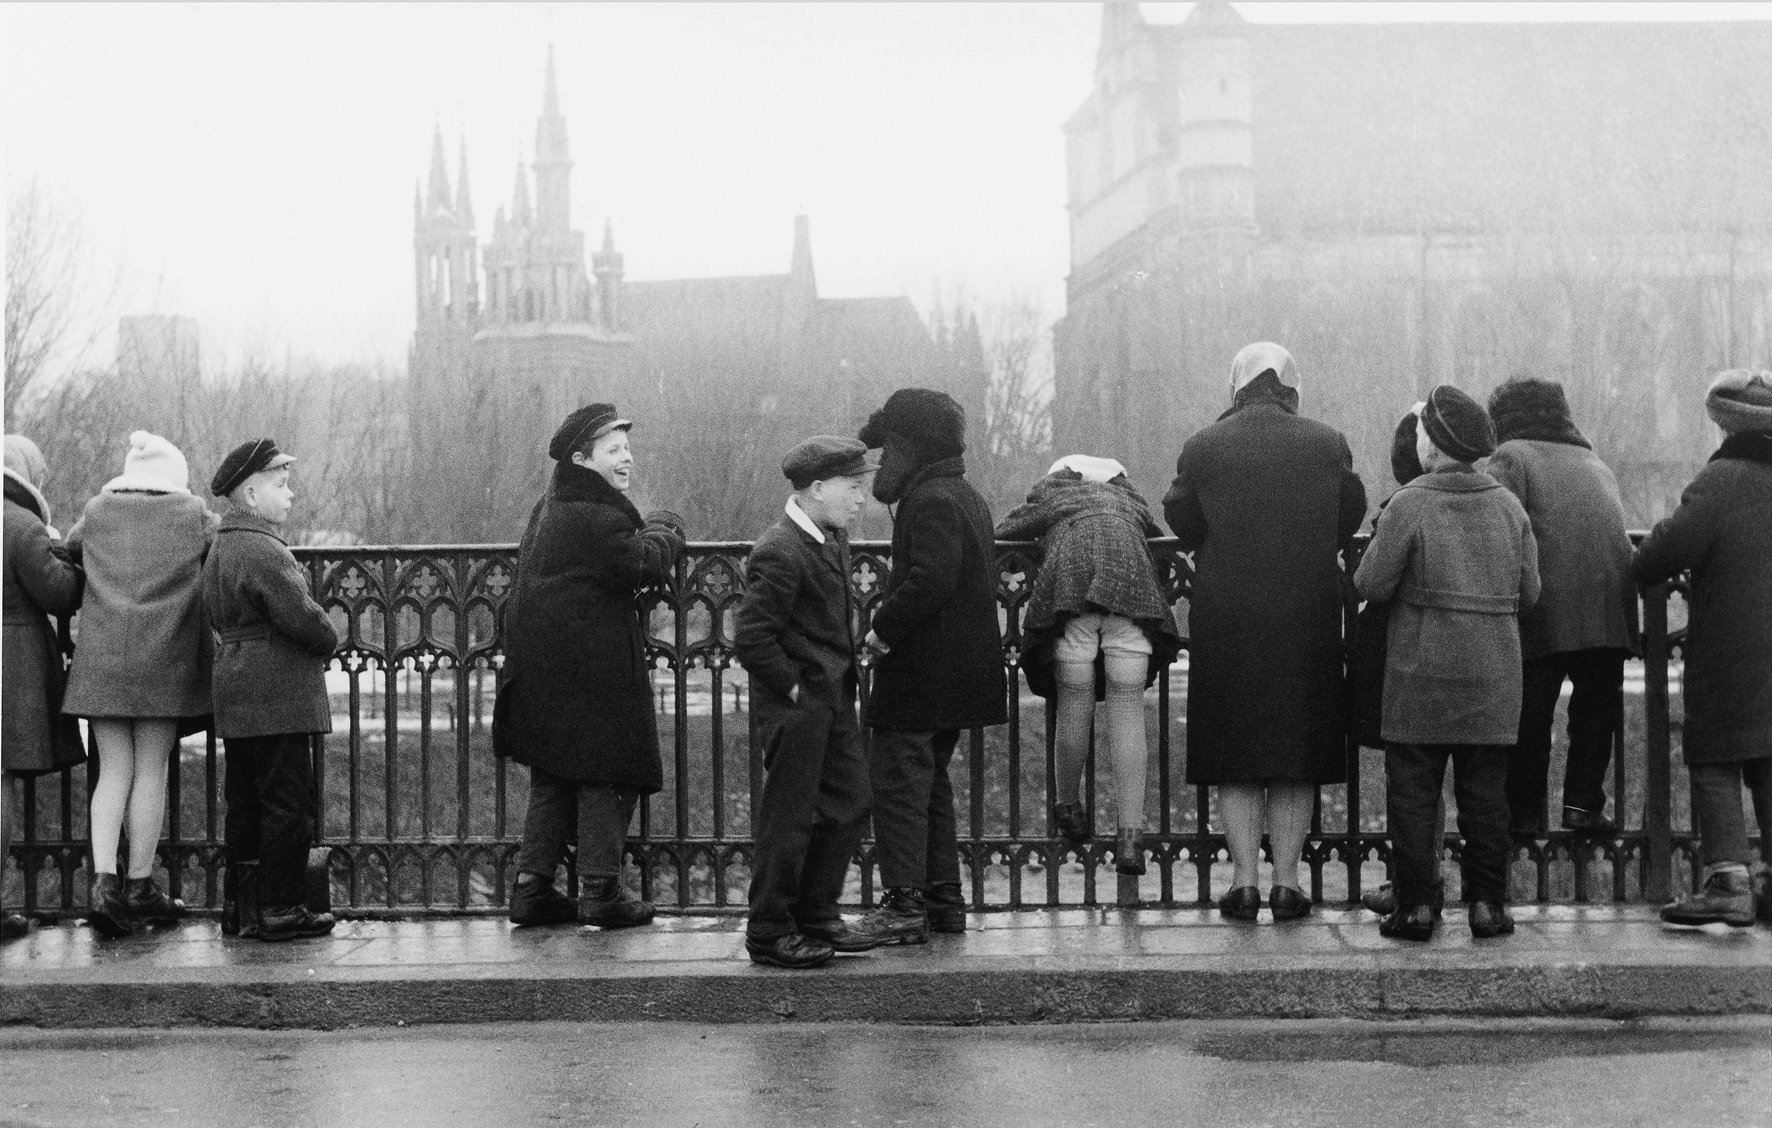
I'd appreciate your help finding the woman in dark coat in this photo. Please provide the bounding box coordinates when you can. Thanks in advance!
[1635,370,1772,928]
[494,404,685,929]
[2,435,85,941]
[1163,343,1366,921]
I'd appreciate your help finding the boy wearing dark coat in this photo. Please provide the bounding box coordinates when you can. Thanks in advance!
[855,389,1007,943]
[736,437,891,969]
[203,439,339,941]
[1636,370,1772,928]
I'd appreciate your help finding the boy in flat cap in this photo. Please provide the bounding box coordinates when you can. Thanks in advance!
[204,439,339,941]
[735,436,892,968]
[854,389,1007,944]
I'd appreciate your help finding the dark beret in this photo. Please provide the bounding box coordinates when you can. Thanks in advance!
[548,403,630,462]
[783,436,879,489]
[1390,409,1424,486]
[211,438,296,498]
[1422,384,1497,464]
[857,387,965,459]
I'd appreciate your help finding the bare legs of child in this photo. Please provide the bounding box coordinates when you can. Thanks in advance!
[87,718,183,936]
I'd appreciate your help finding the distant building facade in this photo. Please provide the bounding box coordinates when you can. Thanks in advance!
[410,49,979,538]
[1055,2,1772,521]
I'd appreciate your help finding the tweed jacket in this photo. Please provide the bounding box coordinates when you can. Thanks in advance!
[3,475,85,774]
[202,511,337,738]
[735,510,859,710]
[1354,466,1541,746]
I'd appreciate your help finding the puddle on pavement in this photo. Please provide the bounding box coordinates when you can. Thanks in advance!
[1193,1027,1767,1067]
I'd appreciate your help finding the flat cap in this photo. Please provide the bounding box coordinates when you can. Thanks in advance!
[549,403,631,462]
[783,435,879,489]
[211,438,296,498]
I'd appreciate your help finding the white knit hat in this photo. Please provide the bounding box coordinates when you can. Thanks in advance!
[1706,369,1772,434]
[102,430,190,494]
[1047,454,1128,483]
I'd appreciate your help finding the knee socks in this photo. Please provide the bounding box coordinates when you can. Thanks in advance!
[1103,654,1149,831]
[1053,660,1096,807]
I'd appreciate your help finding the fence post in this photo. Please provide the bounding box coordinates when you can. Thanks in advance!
[1641,581,1672,902]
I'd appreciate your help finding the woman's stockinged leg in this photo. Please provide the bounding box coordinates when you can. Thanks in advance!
[1266,779,1316,892]
[88,720,137,876]
[1102,652,1149,830]
[1053,660,1096,807]
[1219,783,1264,889]
[124,719,179,879]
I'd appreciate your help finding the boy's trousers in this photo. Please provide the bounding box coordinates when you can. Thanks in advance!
[1387,742,1511,907]
[224,733,317,910]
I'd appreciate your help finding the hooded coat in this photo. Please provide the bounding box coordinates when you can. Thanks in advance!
[1163,388,1367,784]
[493,461,685,792]
[1632,432,1772,765]
[2,453,86,774]
[995,471,1182,699]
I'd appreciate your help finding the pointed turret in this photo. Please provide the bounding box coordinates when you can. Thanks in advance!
[592,219,625,332]
[426,126,452,215]
[511,154,533,228]
[534,45,574,231]
[456,133,474,224]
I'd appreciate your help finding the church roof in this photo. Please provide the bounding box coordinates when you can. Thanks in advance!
[623,274,795,374]
[1162,19,1772,236]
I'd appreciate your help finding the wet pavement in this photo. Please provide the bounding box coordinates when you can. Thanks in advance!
[4,905,1769,1028]
[1,1016,1769,1127]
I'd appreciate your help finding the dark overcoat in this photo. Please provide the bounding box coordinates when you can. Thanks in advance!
[2,475,85,774]
[493,462,684,792]
[1632,434,1772,765]
[865,457,1008,732]
[1163,401,1367,784]
[61,489,216,724]
[202,511,338,739]
[735,512,859,710]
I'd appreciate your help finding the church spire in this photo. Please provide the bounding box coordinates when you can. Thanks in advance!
[456,132,474,224]
[426,125,452,215]
[511,152,533,228]
[533,45,573,232]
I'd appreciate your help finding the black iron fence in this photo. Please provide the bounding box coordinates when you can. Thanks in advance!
[7,536,1703,918]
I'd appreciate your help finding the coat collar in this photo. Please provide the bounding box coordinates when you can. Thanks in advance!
[1405,466,1502,494]
[219,509,288,543]
[550,460,643,526]
[901,454,966,498]
[785,495,825,544]
[1711,431,1772,465]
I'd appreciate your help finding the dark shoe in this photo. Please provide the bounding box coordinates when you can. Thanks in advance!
[86,874,133,939]
[923,882,967,934]
[1561,806,1616,836]
[508,873,578,926]
[222,862,261,939]
[1053,801,1093,845]
[125,877,186,924]
[1468,901,1516,938]
[1752,865,1771,924]
[0,913,28,941]
[1661,869,1755,928]
[258,904,337,942]
[1378,903,1436,942]
[850,887,929,946]
[1360,881,1445,919]
[1114,828,1147,876]
[1268,884,1312,921]
[1217,885,1261,921]
[1510,820,1547,841]
[746,932,835,969]
[799,919,889,953]
[579,876,656,929]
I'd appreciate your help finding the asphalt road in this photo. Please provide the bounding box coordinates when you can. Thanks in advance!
[2,1017,1768,1128]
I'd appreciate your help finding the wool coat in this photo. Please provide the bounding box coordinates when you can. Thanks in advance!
[865,457,1008,732]
[735,511,859,710]
[1632,433,1772,764]
[2,474,85,774]
[493,461,685,792]
[202,511,338,738]
[1353,467,1541,746]
[1486,439,1638,660]
[61,490,216,723]
[1164,400,1367,784]
[995,472,1182,699]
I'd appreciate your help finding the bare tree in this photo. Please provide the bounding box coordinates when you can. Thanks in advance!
[4,185,115,421]
[970,291,1056,514]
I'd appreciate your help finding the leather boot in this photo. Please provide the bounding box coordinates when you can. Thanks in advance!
[578,876,655,928]
[1114,828,1147,876]
[126,877,187,925]
[1468,901,1516,938]
[508,873,578,926]
[1360,880,1445,919]
[1052,801,1093,845]
[0,913,29,941]
[924,882,967,933]
[849,886,929,946]
[222,861,261,938]
[1378,903,1436,942]
[86,873,133,939]
[1660,868,1755,928]
[259,903,336,941]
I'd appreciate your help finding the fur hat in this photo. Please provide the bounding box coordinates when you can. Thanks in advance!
[549,403,630,462]
[1047,454,1128,483]
[857,388,965,460]
[1420,385,1496,464]
[1706,369,1772,434]
[1390,404,1425,485]
[102,430,190,494]
[1229,342,1300,395]
[1487,378,1589,448]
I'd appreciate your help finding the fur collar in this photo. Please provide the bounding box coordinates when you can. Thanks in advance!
[1711,431,1772,466]
[2,466,51,525]
[549,459,643,526]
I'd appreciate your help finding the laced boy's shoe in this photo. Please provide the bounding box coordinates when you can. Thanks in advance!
[1660,869,1755,928]
[1561,806,1616,836]
[850,886,930,945]
[799,918,890,953]
[1468,901,1516,938]
[924,882,968,933]
[746,932,836,969]
[1115,828,1147,876]
[125,877,186,924]
[85,874,133,939]
[508,873,578,926]
[1361,881,1444,919]
[1052,802,1093,845]
[258,904,337,941]
[578,876,656,929]
[1378,903,1436,942]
